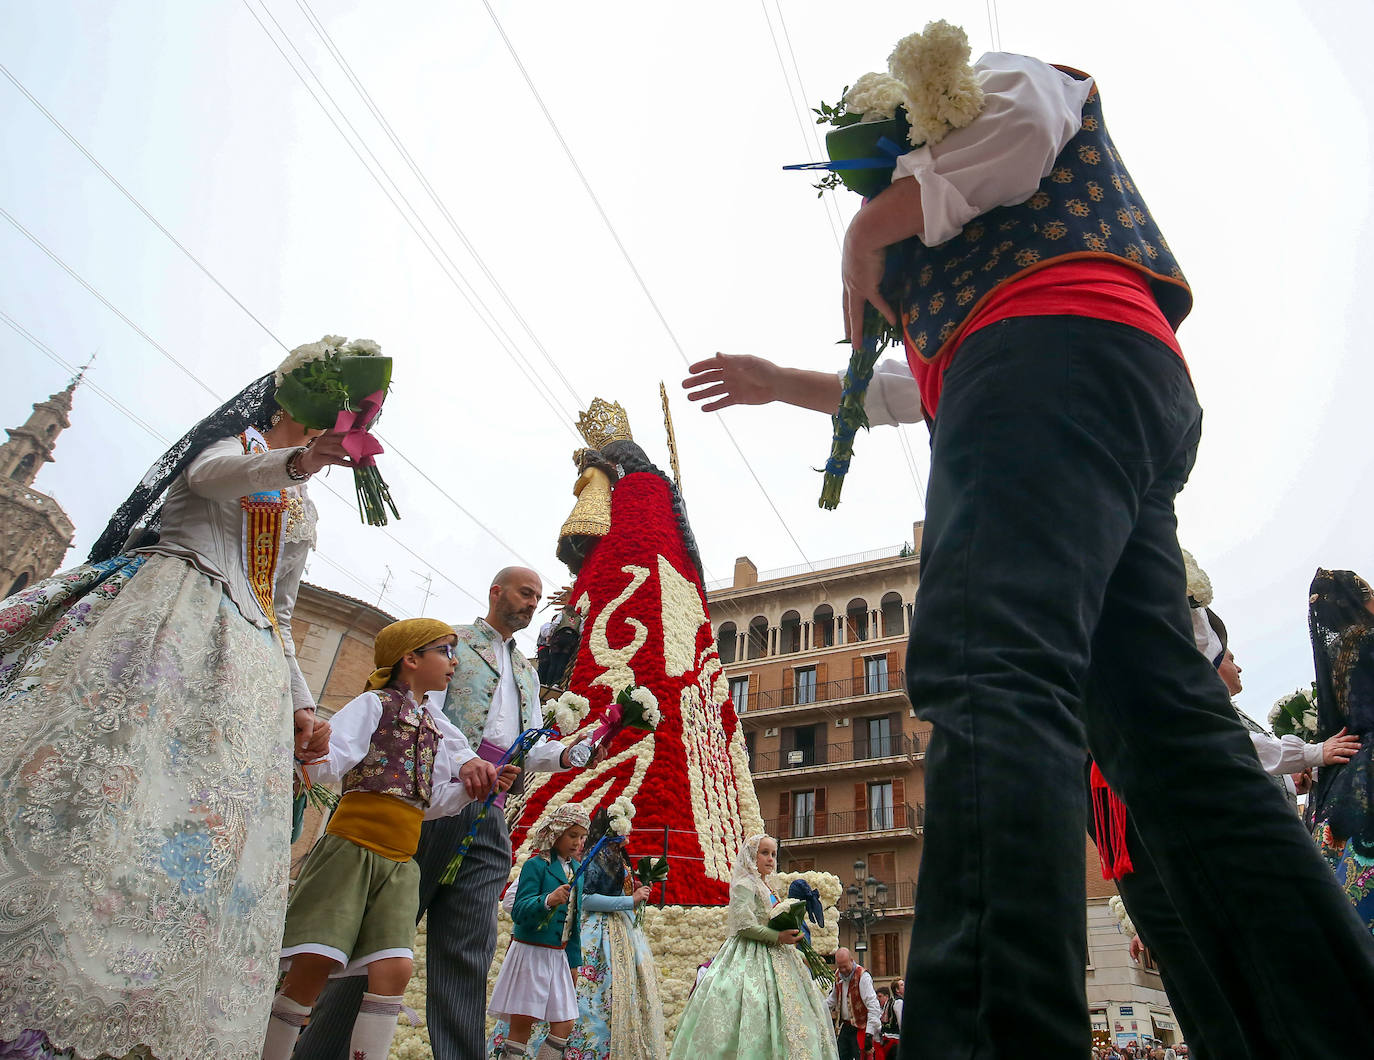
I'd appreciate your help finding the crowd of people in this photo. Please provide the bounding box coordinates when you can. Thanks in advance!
[3,19,1374,1060]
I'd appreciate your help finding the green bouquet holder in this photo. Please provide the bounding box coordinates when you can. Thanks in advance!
[823,111,915,198]
[275,356,393,430]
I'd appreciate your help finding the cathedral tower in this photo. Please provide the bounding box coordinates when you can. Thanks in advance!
[0,372,82,596]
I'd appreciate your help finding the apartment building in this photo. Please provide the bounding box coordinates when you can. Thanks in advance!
[706,525,927,982]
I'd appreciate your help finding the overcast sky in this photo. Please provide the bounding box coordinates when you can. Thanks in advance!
[2,0,1371,724]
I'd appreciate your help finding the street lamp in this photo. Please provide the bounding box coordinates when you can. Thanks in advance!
[840,858,890,962]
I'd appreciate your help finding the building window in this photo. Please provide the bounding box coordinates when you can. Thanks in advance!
[864,715,893,758]
[864,654,889,695]
[868,781,894,830]
[846,598,869,642]
[794,666,817,705]
[11,452,37,481]
[813,604,834,647]
[746,617,768,660]
[793,790,815,838]
[869,931,902,976]
[786,724,818,767]
[780,610,802,653]
[729,676,749,712]
[717,622,738,664]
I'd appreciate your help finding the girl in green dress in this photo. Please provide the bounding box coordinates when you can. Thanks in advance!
[669,834,840,1060]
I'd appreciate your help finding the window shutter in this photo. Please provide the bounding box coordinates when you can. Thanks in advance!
[778,792,792,838]
[782,666,794,705]
[853,656,865,689]
[893,777,906,827]
[816,661,828,687]
[887,648,901,679]
[854,783,867,827]
[815,787,828,835]
[869,850,895,881]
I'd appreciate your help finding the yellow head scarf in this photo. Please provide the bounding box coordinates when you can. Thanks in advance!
[367,618,458,690]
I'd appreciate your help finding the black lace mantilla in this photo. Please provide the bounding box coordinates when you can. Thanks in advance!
[88,373,279,563]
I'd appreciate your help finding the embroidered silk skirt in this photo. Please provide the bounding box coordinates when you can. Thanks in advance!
[0,554,293,1060]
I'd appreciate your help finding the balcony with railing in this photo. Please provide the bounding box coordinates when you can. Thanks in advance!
[750,732,926,776]
[745,668,907,717]
[767,802,924,844]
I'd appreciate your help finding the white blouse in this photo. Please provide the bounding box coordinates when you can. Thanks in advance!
[893,52,1094,247]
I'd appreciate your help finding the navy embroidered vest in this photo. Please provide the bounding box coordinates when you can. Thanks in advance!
[342,687,442,805]
[890,70,1192,365]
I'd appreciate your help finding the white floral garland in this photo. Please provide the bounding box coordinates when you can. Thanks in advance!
[1181,548,1212,607]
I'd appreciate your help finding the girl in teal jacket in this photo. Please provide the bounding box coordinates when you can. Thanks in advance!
[490,804,590,1059]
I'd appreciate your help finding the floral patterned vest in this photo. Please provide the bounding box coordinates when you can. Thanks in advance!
[341,687,441,805]
[890,70,1192,367]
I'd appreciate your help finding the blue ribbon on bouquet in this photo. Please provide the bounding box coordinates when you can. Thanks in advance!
[537,833,627,930]
[438,726,556,885]
[782,136,909,174]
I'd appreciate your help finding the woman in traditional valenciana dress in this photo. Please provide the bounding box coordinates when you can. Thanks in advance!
[668,834,838,1060]
[0,357,352,1060]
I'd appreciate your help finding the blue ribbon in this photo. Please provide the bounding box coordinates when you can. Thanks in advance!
[783,136,910,174]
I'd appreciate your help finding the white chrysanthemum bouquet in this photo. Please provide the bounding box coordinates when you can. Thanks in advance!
[274,334,399,525]
[546,690,592,737]
[785,21,986,510]
[1269,686,1320,744]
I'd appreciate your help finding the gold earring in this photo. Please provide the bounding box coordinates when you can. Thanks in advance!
[270,409,284,427]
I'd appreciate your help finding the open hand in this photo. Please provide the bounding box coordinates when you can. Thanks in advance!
[682,353,779,412]
[1128,935,1145,962]
[458,758,499,799]
[1322,727,1361,765]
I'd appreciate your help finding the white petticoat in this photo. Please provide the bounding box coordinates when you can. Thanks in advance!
[488,940,579,1023]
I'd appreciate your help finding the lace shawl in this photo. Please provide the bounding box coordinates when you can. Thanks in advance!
[88,373,278,563]
[726,832,776,934]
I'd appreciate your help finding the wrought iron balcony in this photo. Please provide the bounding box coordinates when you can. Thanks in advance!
[767,802,924,842]
[750,732,926,774]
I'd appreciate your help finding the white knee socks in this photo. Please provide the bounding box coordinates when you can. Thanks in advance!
[262,993,311,1060]
[500,1040,529,1057]
[535,1033,568,1060]
[348,992,404,1060]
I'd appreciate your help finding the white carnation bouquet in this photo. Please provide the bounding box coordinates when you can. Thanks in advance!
[1269,685,1320,744]
[546,690,592,737]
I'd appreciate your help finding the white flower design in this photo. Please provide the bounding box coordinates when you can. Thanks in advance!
[630,685,661,726]
[345,337,382,356]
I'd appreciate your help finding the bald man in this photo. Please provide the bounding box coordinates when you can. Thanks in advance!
[296,567,595,1060]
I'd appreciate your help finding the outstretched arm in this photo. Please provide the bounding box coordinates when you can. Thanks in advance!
[684,353,924,426]
[683,353,840,414]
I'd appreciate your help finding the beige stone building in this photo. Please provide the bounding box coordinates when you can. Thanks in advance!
[287,581,396,870]
[706,525,927,984]
[708,526,1179,1046]
[0,375,80,595]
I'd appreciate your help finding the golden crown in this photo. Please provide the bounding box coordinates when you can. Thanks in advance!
[576,397,634,450]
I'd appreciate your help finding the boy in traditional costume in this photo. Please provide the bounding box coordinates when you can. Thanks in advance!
[263,618,506,1060]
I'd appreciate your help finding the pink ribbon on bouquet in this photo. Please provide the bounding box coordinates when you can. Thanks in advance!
[583,701,626,750]
[333,390,386,467]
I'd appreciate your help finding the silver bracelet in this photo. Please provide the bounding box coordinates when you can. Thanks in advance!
[285,447,312,481]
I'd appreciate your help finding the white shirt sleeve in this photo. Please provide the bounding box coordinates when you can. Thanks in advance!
[1250,731,1325,774]
[424,696,481,820]
[836,358,926,427]
[860,972,883,1038]
[891,52,1094,247]
[309,692,383,787]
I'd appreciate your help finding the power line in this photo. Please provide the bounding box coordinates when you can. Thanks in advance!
[0,65,552,581]
[985,0,1003,50]
[479,0,825,576]
[758,0,845,249]
[0,224,494,613]
[293,0,586,411]
[238,0,581,439]
[0,308,417,616]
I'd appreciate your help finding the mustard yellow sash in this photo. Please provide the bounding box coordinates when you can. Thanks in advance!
[326,791,424,862]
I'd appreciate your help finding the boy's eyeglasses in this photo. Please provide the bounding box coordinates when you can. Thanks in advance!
[417,644,458,660]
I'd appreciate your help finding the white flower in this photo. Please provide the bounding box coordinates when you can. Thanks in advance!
[319,334,347,348]
[630,685,661,726]
[557,691,591,721]
[553,705,580,736]
[887,20,984,147]
[771,896,805,917]
[610,814,633,837]
[844,72,909,122]
[612,796,636,819]
[1181,548,1213,607]
[345,337,382,356]
[274,340,334,385]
